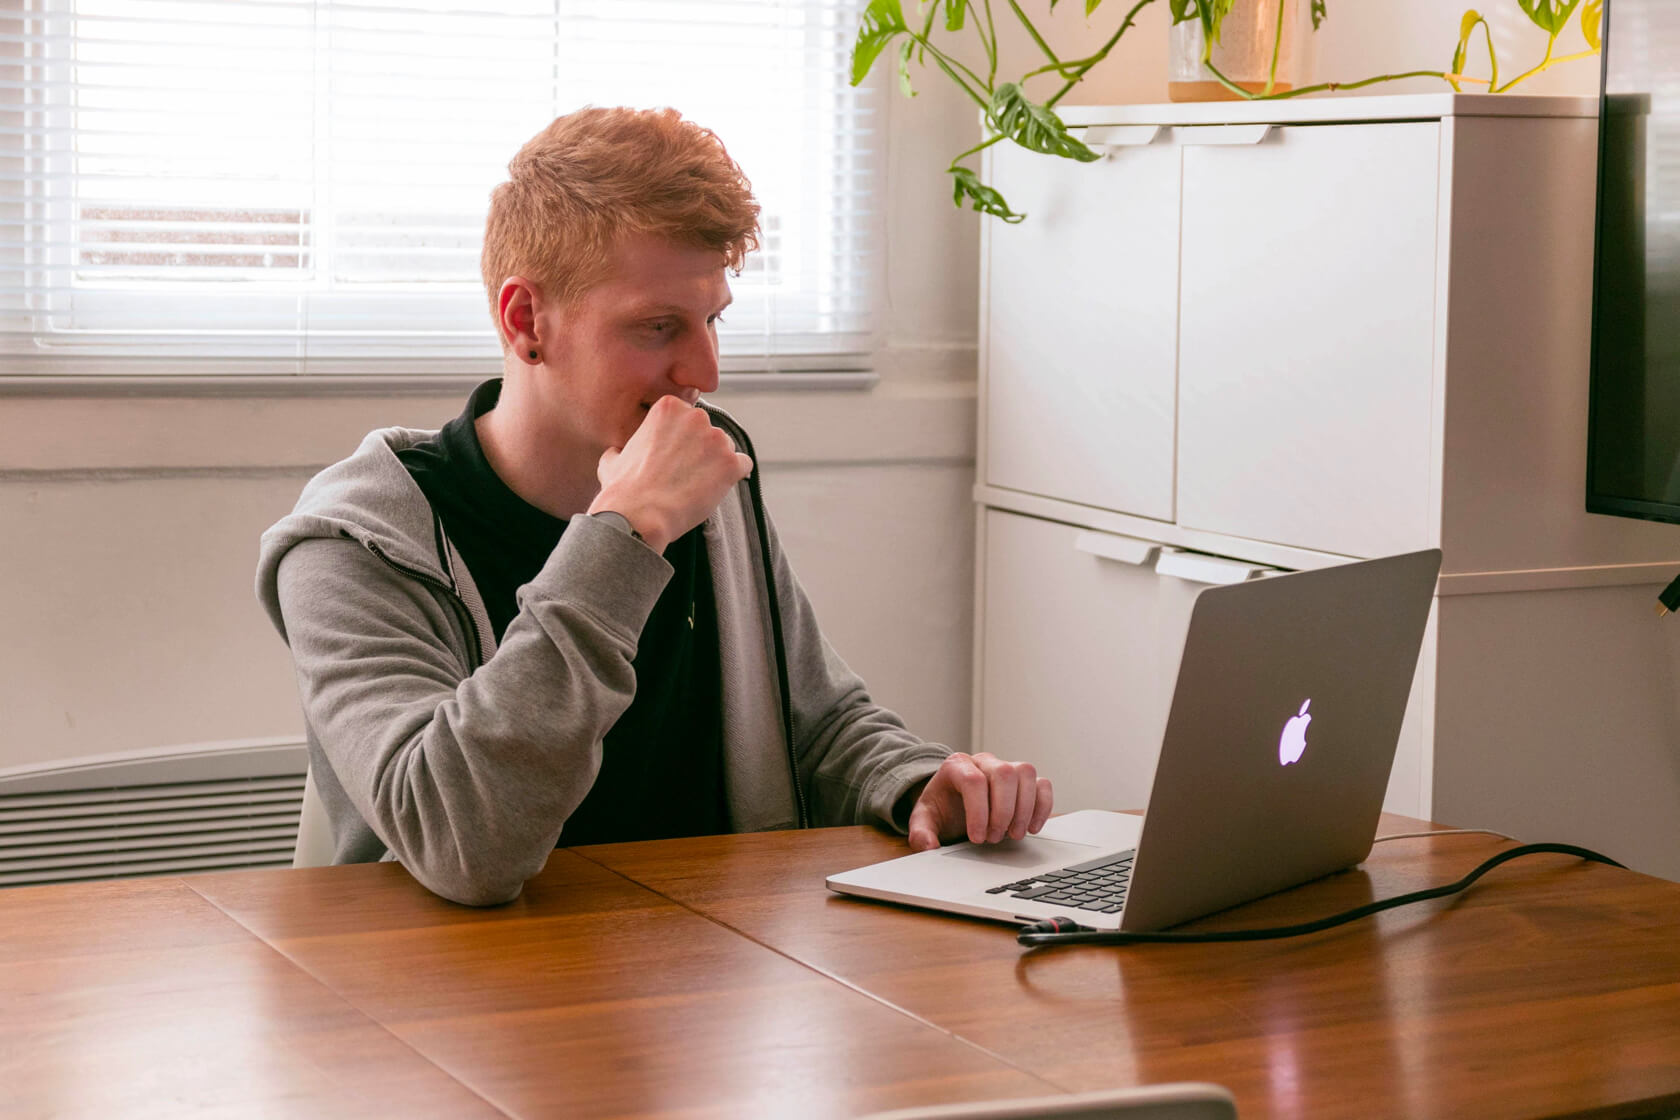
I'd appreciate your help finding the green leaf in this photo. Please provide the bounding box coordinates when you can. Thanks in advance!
[850,0,909,87]
[1168,0,1233,50]
[1202,0,1235,44]
[1163,0,1234,49]
[896,38,917,97]
[987,83,1101,162]
[1516,0,1582,36]
[1582,0,1602,50]
[1311,0,1327,31]
[950,167,1026,223]
[1086,0,1106,15]
[1452,9,1483,77]
[945,0,967,32]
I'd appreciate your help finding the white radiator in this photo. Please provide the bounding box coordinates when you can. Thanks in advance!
[0,737,308,888]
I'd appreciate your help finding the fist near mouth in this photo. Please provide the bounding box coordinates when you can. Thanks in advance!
[590,396,753,554]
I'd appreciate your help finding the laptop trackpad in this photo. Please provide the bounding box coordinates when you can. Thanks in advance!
[830,834,1105,897]
[937,836,1099,870]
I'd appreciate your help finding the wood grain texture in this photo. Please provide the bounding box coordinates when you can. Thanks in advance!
[0,875,502,1119]
[191,850,1053,1118]
[18,818,1680,1120]
[576,816,1680,1120]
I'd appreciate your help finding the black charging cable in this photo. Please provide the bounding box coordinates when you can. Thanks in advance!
[1016,842,1624,948]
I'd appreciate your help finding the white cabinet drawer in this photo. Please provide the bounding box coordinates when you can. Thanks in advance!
[977,506,1428,817]
[977,510,1203,811]
[1176,121,1442,558]
[983,137,1180,522]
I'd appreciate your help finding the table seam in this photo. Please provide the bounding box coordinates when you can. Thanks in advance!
[565,847,1070,1097]
[184,878,518,1120]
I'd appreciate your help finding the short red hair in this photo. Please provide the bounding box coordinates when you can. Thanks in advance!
[481,106,761,345]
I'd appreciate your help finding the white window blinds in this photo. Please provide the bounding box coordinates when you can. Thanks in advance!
[0,0,878,377]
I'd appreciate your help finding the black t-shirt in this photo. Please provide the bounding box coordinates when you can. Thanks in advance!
[398,379,729,845]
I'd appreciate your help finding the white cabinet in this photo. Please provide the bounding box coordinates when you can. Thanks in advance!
[1177,121,1441,558]
[974,94,1680,880]
[983,136,1179,522]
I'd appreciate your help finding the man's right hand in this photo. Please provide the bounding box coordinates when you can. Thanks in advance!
[588,396,753,553]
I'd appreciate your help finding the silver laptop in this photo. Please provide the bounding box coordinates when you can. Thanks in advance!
[828,548,1442,932]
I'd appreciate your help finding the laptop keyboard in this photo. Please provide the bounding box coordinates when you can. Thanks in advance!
[985,849,1136,914]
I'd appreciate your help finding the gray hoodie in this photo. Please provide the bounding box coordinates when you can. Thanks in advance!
[255,409,950,905]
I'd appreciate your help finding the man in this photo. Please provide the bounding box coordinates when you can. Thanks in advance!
[256,106,1052,906]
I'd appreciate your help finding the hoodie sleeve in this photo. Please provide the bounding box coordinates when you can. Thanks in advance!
[273,516,671,905]
[756,510,952,831]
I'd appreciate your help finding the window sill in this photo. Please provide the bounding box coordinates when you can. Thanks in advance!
[0,347,975,473]
[0,369,881,399]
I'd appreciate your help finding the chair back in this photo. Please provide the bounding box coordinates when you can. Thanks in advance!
[291,766,335,868]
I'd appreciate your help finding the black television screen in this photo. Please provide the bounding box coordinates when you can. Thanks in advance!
[1589,0,1680,524]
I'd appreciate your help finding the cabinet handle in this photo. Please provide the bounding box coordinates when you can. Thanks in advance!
[1155,548,1274,585]
[1174,124,1273,147]
[1082,125,1161,154]
[1073,531,1159,567]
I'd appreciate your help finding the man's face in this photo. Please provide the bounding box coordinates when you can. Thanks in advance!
[535,232,732,459]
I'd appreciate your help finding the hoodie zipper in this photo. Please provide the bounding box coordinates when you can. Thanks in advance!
[363,539,485,670]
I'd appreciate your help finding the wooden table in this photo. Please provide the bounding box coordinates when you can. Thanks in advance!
[4,815,1680,1118]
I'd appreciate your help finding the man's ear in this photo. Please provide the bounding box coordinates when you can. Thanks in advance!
[497,276,542,363]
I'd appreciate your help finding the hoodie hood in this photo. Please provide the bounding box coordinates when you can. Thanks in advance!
[256,426,450,643]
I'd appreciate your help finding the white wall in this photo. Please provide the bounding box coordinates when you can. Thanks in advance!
[0,0,1604,776]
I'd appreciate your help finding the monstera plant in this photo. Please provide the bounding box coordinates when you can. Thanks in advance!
[852,0,1604,221]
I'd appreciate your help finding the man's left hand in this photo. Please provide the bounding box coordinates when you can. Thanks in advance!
[906,752,1054,852]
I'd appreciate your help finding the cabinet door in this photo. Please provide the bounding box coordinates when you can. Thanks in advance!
[1176,121,1441,558]
[977,510,1184,812]
[983,136,1180,522]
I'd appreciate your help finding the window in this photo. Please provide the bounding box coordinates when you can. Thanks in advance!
[0,0,878,377]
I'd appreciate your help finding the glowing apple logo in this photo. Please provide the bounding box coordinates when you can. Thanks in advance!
[1278,699,1312,765]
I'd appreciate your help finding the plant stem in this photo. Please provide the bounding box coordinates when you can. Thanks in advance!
[1482,20,1499,93]
[914,33,993,102]
[948,131,1009,171]
[981,0,999,82]
[1202,57,1257,98]
[1007,0,1063,70]
[1024,58,1094,81]
[1265,0,1285,95]
[1032,45,1130,74]
[1541,48,1599,67]
[1495,39,1598,92]
[946,0,996,82]
[1047,0,1158,107]
[1494,32,1555,92]
[1267,69,1492,98]
[921,42,993,108]
[1206,56,1492,100]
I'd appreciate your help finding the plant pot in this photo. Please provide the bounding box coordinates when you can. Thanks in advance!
[1168,0,1313,102]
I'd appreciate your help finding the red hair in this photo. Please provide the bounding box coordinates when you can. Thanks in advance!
[481,106,761,344]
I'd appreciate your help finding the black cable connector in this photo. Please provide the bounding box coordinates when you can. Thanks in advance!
[1016,842,1624,948]
[1657,569,1680,618]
